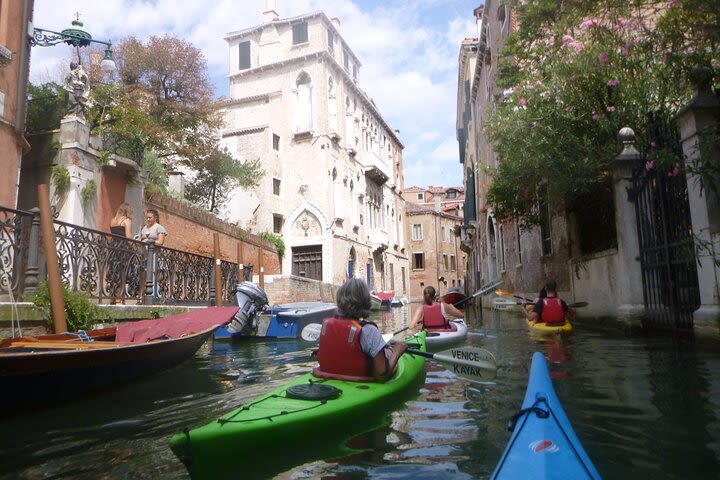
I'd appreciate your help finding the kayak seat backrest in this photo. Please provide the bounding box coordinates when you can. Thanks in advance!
[312,367,375,383]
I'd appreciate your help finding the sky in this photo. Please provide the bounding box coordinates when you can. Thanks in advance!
[30,0,481,189]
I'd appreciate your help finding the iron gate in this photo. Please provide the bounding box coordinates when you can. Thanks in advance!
[630,148,700,329]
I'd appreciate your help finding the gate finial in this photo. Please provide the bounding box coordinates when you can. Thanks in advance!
[617,127,640,162]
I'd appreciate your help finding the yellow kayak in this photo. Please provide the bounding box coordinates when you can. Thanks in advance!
[527,318,573,335]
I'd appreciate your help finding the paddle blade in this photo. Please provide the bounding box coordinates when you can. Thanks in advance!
[300,323,322,342]
[433,347,497,382]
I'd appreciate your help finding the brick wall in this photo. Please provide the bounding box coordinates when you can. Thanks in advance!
[145,193,281,274]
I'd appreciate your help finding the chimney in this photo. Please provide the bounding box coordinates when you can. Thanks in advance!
[263,0,279,23]
[394,129,400,137]
[168,171,185,197]
[331,17,341,30]
[474,6,484,37]
[434,196,441,212]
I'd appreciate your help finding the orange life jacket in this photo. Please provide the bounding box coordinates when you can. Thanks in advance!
[423,303,449,329]
[316,317,371,377]
[540,298,565,323]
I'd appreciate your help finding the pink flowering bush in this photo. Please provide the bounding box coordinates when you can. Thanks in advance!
[485,0,718,223]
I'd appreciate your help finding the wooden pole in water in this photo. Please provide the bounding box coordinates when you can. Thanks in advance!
[213,233,222,307]
[37,184,67,333]
[237,241,244,280]
[258,247,265,289]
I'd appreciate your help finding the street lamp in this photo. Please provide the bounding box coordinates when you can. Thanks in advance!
[30,16,116,72]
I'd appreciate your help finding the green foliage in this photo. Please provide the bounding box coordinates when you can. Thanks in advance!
[26,82,67,134]
[48,140,62,160]
[141,151,168,196]
[258,231,285,259]
[33,282,100,332]
[486,0,720,223]
[185,149,264,212]
[81,180,97,207]
[96,150,111,167]
[51,165,71,192]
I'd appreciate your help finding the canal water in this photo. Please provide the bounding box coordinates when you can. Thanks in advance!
[2,306,720,479]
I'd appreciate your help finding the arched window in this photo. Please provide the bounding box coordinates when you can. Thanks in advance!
[328,76,337,133]
[294,71,312,133]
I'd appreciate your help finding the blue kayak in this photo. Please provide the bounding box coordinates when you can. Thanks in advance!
[492,352,601,479]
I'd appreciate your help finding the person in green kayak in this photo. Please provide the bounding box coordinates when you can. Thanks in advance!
[408,285,464,330]
[526,280,574,324]
[315,278,408,382]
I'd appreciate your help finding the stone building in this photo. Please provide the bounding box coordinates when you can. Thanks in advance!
[403,185,465,219]
[220,2,409,293]
[456,2,572,300]
[405,202,466,303]
[0,0,33,209]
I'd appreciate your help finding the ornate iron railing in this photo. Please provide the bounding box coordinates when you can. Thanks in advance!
[0,207,33,296]
[0,205,251,305]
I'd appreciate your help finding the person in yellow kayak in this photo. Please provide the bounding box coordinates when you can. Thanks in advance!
[315,278,407,382]
[409,285,464,330]
[526,280,574,324]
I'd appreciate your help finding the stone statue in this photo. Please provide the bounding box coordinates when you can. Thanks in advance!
[64,61,90,118]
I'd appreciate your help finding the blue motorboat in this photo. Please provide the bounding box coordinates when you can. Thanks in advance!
[491,352,601,479]
[214,282,336,340]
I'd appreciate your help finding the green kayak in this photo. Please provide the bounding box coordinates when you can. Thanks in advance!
[170,331,427,479]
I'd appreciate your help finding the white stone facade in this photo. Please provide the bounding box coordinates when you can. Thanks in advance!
[221,9,409,293]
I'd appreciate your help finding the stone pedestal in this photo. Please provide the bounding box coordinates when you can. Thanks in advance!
[675,67,720,333]
[611,128,646,323]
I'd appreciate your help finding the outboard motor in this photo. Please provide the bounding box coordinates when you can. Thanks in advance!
[228,281,269,334]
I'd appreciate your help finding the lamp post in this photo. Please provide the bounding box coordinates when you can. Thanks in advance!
[30,16,116,72]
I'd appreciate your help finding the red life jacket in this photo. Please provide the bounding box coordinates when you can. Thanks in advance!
[316,317,371,377]
[541,298,565,323]
[423,303,449,329]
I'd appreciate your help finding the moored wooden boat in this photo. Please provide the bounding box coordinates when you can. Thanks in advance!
[372,291,394,310]
[442,288,467,307]
[0,306,239,411]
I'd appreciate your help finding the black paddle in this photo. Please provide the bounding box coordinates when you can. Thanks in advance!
[496,290,588,308]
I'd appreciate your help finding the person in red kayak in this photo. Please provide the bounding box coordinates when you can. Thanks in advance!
[409,285,464,330]
[316,278,407,382]
[526,280,574,324]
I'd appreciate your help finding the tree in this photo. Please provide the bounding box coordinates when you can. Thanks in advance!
[82,34,264,210]
[184,149,263,213]
[26,82,67,133]
[485,0,719,224]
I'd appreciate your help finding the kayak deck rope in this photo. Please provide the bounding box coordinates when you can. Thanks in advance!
[217,380,339,425]
[506,399,549,432]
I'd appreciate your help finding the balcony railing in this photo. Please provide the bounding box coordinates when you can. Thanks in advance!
[0,205,251,305]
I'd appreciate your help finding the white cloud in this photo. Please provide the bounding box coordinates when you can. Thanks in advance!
[30,0,478,188]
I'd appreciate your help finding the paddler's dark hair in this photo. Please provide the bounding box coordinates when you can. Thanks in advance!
[336,278,372,319]
[422,286,436,305]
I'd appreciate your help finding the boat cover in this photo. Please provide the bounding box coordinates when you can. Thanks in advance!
[116,306,240,343]
[374,292,395,302]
